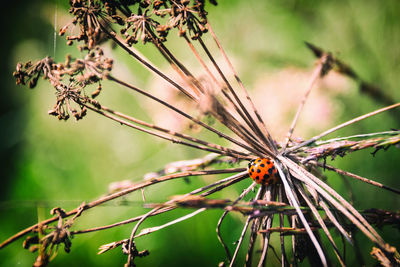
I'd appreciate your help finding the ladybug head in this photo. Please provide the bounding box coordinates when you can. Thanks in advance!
[248,158,256,168]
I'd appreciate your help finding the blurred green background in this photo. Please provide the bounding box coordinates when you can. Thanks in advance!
[1,0,399,266]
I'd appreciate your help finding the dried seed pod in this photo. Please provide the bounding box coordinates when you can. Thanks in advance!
[91,84,102,98]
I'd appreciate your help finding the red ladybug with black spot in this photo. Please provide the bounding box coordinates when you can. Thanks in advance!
[247,157,279,185]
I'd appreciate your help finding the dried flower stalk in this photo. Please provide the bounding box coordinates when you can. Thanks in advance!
[3,1,400,266]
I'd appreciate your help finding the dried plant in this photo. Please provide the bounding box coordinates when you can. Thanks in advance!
[3,0,400,266]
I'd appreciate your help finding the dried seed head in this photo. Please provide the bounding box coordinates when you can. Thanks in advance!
[14,47,112,121]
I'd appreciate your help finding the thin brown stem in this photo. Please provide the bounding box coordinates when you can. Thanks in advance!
[181,36,267,152]
[281,55,327,152]
[76,171,248,236]
[96,172,249,254]
[313,161,400,195]
[296,182,345,266]
[281,156,385,248]
[134,208,206,238]
[278,187,289,267]
[183,34,220,86]
[290,216,298,267]
[78,207,175,236]
[245,185,266,266]
[181,34,268,152]
[229,187,263,267]
[207,22,277,152]
[0,168,244,249]
[207,97,270,157]
[147,28,203,97]
[229,214,251,266]
[126,207,160,266]
[84,103,244,157]
[257,214,275,267]
[285,102,400,154]
[86,102,249,159]
[197,36,273,153]
[100,23,196,100]
[275,161,328,267]
[257,186,277,267]
[107,75,261,156]
[318,199,352,243]
[217,182,256,261]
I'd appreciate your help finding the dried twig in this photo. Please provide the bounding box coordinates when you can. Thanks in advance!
[285,102,400,154]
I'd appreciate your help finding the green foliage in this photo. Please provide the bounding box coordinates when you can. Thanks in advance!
[1,0,399,266]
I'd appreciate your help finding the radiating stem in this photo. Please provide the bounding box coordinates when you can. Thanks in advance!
[207,22,277,152]
[281,55,328,152]
[285,102,400,154]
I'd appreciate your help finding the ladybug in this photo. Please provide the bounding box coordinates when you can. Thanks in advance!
[247,157,279,185]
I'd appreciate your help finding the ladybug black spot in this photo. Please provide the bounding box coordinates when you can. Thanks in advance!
[268,168,273,175]
[266,161,271,164]
[260,164,265,167]
[257,169,261,173]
